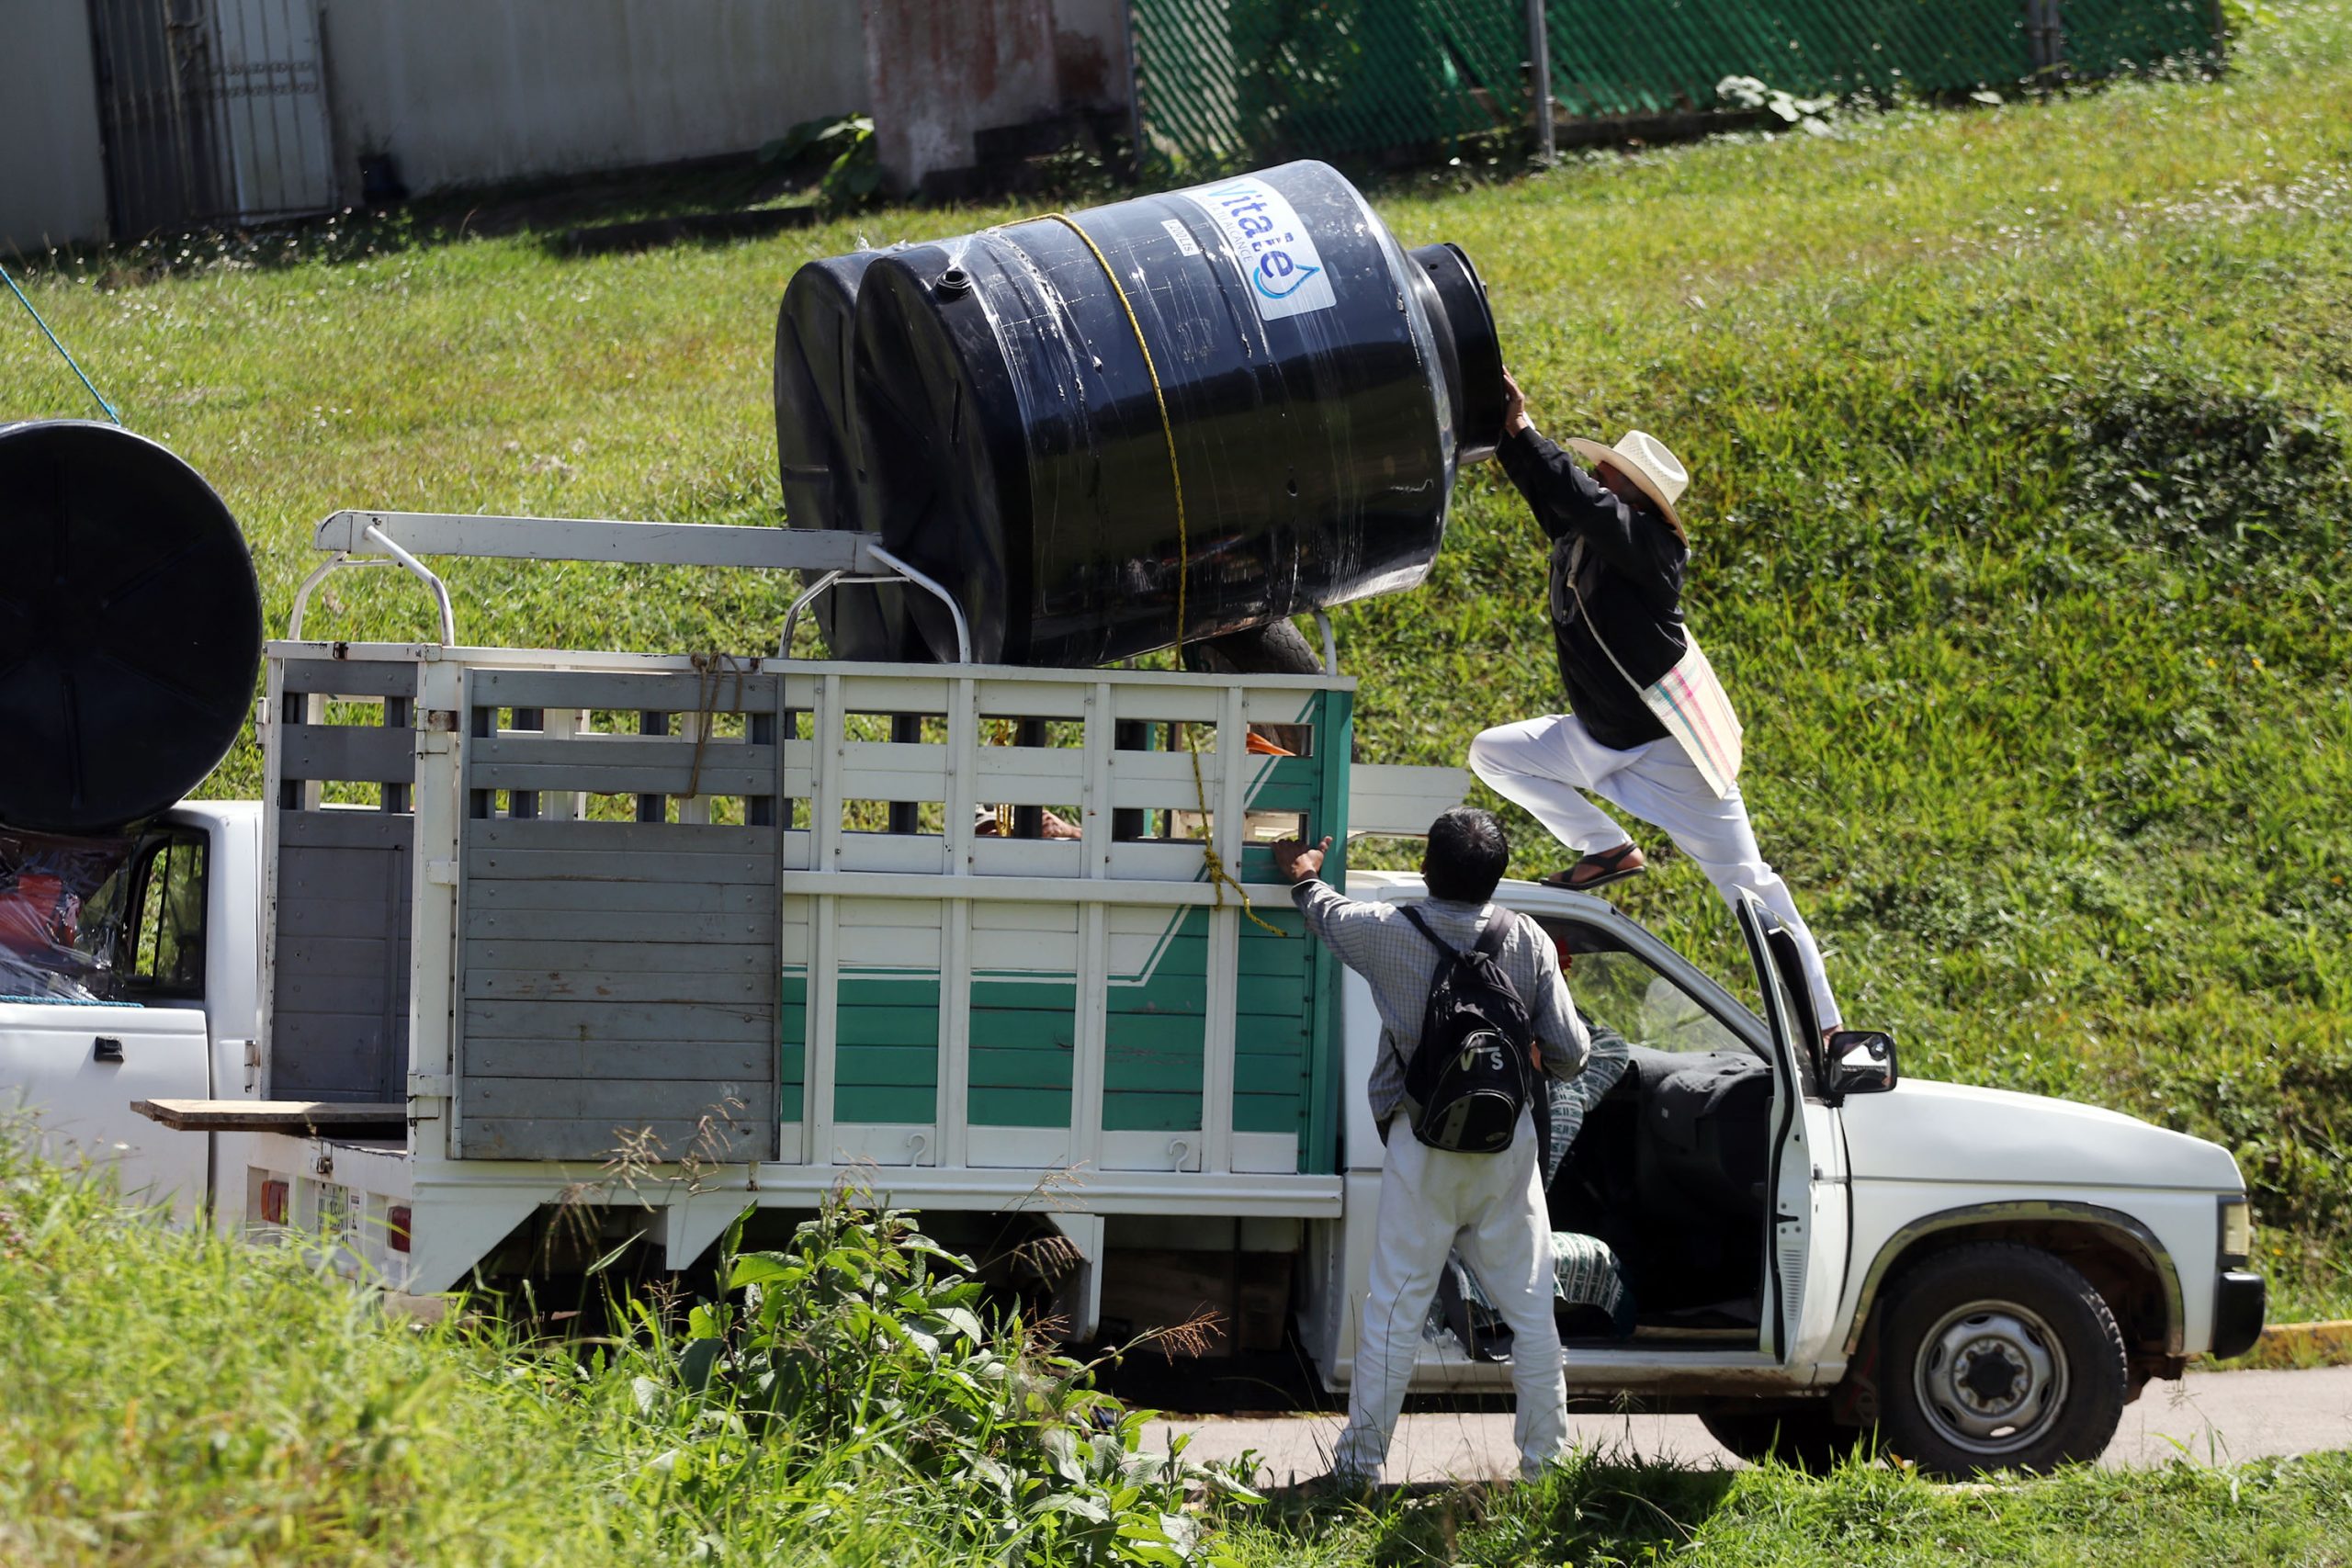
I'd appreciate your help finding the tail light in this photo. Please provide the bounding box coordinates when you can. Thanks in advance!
[259,1179,288,1224]
[387,1204,412,1254]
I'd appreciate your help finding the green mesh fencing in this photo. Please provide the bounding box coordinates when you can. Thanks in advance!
[1131,0,1529,168]
[1130,0,2222,173]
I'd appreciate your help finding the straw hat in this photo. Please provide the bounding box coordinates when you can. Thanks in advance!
[1566,430,1689,538]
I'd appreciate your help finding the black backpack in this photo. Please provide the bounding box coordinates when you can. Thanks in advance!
[1398,907,1539,1154]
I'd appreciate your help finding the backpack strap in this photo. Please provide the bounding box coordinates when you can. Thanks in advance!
[1470,909,1515,962]
[1398,904,1458,960]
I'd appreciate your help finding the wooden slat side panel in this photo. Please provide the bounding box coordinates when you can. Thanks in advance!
[455,810,782,1162]
[270,822,412,1103]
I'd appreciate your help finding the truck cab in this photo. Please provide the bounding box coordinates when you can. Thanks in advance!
[0,802,262,1223]
[1303,868,2265,1475]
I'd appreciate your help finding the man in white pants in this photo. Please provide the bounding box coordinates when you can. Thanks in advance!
[1272,808,1594,1486]
[1472,373,1843,1033]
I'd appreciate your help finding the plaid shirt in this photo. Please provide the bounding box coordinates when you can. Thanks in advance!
[1290,878,1594,1124]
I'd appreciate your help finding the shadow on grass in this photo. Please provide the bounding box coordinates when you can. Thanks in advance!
[1242,1455,1741,1565]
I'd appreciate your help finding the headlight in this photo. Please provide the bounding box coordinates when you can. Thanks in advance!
[2219,1195,2253,1269]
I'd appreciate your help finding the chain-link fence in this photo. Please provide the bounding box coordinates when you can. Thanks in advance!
[1129,0,2222,173]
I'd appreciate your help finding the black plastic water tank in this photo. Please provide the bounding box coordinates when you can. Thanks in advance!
[780,160,1500,665]
[774,250,928,661]
[0,422,262,832]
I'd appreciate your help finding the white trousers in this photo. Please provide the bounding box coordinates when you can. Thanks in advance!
[1469,713,1844,1031]
[1333,1114,1566,1482]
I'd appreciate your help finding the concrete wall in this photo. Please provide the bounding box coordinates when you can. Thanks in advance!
[864,0,1131,191]
[0,9,110,254]
[321,0,865,195]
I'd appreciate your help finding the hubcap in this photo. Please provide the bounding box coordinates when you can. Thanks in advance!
[1912,1300,2067,1455]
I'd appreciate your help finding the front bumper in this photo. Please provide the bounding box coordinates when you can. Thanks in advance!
[2211,1270,2267,1360]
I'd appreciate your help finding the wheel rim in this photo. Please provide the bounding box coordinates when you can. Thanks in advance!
[1911,1298,2069,1457]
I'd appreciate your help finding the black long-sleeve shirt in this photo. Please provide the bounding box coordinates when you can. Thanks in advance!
[1497,426,1690,751]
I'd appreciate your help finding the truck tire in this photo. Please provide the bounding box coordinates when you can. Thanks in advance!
[1878,1242,2127,1478]
[1697,1406,1865,1473]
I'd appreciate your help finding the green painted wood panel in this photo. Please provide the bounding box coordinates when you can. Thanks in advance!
[969,1086,1073,1125]
[1102,1091,1204,1132]
[835,976,939,1124]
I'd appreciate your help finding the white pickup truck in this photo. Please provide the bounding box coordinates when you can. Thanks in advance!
[0,509,2264,1480]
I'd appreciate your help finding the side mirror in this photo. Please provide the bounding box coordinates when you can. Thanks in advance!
[1826,1031,1897,1100]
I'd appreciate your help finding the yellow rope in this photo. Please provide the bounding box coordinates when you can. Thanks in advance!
[1035,212,1284,938]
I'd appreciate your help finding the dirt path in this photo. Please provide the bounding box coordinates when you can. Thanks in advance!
[1147,1365,2352,1484]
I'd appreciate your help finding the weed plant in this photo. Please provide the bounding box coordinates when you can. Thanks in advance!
[4,5,2350,1314]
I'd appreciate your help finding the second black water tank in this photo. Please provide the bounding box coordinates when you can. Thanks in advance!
[793,161,1500,666]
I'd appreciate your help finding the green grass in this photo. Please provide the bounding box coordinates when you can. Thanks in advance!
[7,1134,2351,1568]
[5,3,2350,1322]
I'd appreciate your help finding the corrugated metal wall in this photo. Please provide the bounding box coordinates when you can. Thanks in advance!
[1130,0,2222,171]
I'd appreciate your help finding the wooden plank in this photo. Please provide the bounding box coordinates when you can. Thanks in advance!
[968,1008,1078,1051]
[968,1087,1073,1126]
[970,977,1077,1010]
[460,1077,769,1120]
[468,667,780,714]
[278,724,415,784]
[1235,1093,1306,1134]
[834,1043,940,1086]
[461,998,771,1043]
[464,969,773,1005]
[461,1116,767,1162]
[831,673,953,713]
[967,1049,1074,1090]
[134,1099,405,1132]
[1101,1093,1204,1132]
[833,1084,936,1123]
[278,969,397,1013]
[277,934,412,980]
[467,879,769,915]
[1108,686,1222,724]
[460,1038,772,1080]
[472,760,775,796]
[463,938,770,974]
[471,819,773,856]
[834,1006,944,1048]
[973,679,1091,719]
[834,834,952,876]
[1103,1054,1208,1094]
[465,847,773,885]
[470,733,776,771]
[280,659,420,698]
[277,810,416,851]
[276,896,406,942]
[464,907,775,943]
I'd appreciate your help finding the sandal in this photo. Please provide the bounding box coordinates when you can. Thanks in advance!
[1542,841,1646,892]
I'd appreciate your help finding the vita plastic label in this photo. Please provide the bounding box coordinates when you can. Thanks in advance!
[1179,177,1338,321]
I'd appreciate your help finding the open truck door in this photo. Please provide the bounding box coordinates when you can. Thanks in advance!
[1731,889,1851,1371]
[0,825,217,1222]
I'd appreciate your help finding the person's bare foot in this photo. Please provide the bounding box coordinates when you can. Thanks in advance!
[1542,840,1646,891]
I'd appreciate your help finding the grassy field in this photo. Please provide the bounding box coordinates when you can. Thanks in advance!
[7,1136,2350,1568]
[6,2,2350,1325]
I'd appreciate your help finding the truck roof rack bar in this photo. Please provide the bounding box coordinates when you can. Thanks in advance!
[293,511,973,660]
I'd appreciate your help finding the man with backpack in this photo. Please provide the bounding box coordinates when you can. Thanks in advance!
[1272,807,1594,1486]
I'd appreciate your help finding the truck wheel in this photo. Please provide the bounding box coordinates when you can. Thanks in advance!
[1697,1406,1865,1473]
[1878,1242,2127,1478]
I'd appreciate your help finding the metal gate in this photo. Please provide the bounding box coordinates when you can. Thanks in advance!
[87,0,335,237]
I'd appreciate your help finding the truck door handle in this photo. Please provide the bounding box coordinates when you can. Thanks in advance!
[94,1037,124,1065]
